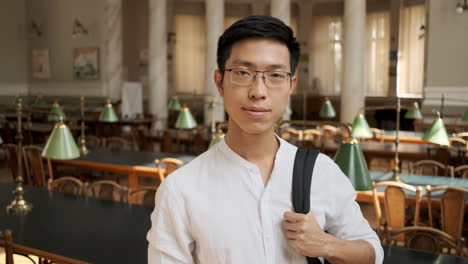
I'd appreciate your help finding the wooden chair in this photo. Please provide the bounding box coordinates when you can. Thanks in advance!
[426,185,468,241]
[372,181,423,241]
[78,135,101,149]
[129,186,158,207]
[410,160,453,177]
[280,128,302,145]
[454,165,468,179]
[2,144,19,183]
[384,226,465,256]
[157,158,184,182]
[0,229,90,264]
[370,128,385,142]
[103,136,131,150]
[453,132,468,141]
[86,180,129,202]
[22,146,53,188]
[47,176,85,196]
[449,137,467,165]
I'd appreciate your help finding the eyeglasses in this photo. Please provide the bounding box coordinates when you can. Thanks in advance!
[225,68,292,88]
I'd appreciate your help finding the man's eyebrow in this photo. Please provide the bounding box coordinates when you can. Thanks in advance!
[230,59,255,67]
[230,60,289,71]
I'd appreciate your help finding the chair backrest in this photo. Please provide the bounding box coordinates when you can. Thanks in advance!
[410,160,452,177]
[129,186,157,207]
[161,130,173,153]
[157,158,184,181]
[453,132,468,141]
[426,185,468,241]
[280,128,302,145]
[103,136,130,150]
[449,137,467,148]
[78,135,101,149]
[22,145,52,188]
[86,180,129,202]
[370,128,385,142]
[47,176,85,196]
[454,165,468,179]
[3,143,19,182]
[0,229,91,264]
[373,181,423,241]
[384,226,464,256]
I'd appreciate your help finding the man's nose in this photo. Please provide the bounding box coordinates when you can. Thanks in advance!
[248,73,267,100]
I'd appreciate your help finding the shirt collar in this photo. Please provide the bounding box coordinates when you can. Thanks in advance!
[216,134,288,171]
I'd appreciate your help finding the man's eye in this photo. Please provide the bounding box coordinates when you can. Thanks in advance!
[236,70,251,77]
[270,73,286,79]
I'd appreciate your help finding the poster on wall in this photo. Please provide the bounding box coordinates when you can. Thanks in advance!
[32,48,51,79]
[73,47,99,80]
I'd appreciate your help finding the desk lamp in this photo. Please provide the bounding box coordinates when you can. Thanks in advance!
[175,106,197,129]
[350,99,424,182]
[99,99,119,123]
[319,98,336,119]
[48,101,66,122]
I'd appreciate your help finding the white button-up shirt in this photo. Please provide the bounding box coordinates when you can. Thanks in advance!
[147,137,383,264]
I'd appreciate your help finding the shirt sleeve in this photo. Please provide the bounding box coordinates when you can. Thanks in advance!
[319,155,384,264]
[147,178,195,264]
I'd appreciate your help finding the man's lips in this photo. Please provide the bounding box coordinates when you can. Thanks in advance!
[242,107,271,117]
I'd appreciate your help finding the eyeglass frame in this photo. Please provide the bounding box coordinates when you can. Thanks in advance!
[223,68,293,87]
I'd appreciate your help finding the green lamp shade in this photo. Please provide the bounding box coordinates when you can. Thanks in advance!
[99,103,119,122]
[168,97,182,111]
[48,103,66,122]
[175,107,197,129]
[333,140,372,191]
[423,116,449,146]
[463,109,468,122]
[319,99,336,119]
[0,135,3,144]
[351,114,372,139]
[33,96,48,108]
[404,102,423,120]
[42,123,80,159]
[208,132,225,148]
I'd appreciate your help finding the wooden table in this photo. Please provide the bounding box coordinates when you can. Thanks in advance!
[373,130,432,145]
[1,183,466,264]
[51,148,195,191]
[356,171,468,212]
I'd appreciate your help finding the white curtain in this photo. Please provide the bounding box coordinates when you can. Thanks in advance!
[174,15,206,95]
[312,16,343,96]
[397,4,425,97]
[365,11,390,96]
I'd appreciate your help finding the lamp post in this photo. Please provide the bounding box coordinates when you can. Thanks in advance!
[6,98,32,215]
[351,98,424,182]
[79,96,88,155]
[6,99,80,215]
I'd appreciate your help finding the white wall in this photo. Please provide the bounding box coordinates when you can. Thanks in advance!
[0,0,28,95]
[424,0,468,114]
[26,0,106,97]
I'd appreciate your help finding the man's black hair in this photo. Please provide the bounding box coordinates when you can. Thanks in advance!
[216,15,300,75]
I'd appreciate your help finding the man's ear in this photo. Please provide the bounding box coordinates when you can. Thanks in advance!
[214,70,224,97]
[288,75,297,96]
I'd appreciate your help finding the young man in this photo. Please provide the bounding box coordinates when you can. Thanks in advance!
[147,16,383,264]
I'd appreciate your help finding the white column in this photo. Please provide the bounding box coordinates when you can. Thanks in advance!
[271,0,291,119]
[341,0,366,123]
[204,0,225,126]
[104,0,123,102]
[271,0,291,25]
[149,0,168,129]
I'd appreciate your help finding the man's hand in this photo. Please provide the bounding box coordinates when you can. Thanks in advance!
[282,211,332,258]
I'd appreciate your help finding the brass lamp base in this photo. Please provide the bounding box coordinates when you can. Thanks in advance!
[390,171,401,182]
[6,189,33,215]
[79,143,89,155]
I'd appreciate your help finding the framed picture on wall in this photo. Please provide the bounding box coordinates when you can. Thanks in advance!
[73,47,99,80]
[32,48,51,79]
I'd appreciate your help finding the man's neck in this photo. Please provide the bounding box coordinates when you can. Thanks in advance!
[224,120,279,169]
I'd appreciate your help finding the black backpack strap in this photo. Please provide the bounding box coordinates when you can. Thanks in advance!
[292,147,327,264]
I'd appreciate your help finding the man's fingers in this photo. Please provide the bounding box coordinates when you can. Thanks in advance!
[283,211,307,222]
[282,220,306,232]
